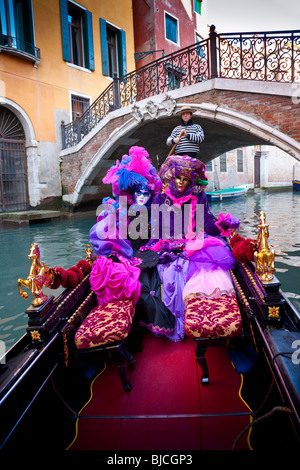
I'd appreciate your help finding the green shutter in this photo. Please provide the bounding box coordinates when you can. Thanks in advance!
[117,29,127,77]
[194,0,201,15]
[60,0,70,62]
[83,10,94,70]
[0,1,7,36]
[100,18,108,76]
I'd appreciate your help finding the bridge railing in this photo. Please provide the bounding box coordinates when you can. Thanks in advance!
[118,37,210,106]
[218,30,300,82]
[61,27,300,149]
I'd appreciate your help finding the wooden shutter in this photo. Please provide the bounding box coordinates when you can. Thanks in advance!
[59,0,70,62]
[100,18,108,76]
[117,29,127,77]
[83,10,94,70]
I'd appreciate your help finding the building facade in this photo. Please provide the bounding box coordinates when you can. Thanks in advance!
[132,0,208,69]
[0,0,135,211]
[205,145,300,192]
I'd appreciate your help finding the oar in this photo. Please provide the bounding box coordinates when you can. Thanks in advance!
[167,129,185,157]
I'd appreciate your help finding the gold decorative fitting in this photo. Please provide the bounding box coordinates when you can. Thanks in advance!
[268,306,280,319]
[84,244,94,265]
[254,211,276,282]
[17,243,54,306]
[18,243,91,306]
[31,330,41,341]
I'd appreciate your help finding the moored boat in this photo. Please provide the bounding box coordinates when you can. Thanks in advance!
[0,212,299,452]
[292,180,300,191]
[206,186,248,202]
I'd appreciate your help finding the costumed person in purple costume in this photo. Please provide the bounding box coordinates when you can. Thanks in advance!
[141,154,240,342]
[89,146,176,338]
[89,146,162,258]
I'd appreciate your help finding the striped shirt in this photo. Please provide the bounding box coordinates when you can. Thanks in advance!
[166,120,204,155]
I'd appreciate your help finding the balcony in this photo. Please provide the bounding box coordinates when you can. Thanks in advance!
[0,34,40,66]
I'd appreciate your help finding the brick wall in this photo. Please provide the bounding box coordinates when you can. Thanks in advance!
[180,89,300,142]
[61,114,132,194]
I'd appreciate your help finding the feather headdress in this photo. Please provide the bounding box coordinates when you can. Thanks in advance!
[103,146,162,199]
[159,155,207,186]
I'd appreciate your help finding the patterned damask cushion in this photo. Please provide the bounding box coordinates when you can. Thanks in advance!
[74,299,134,349]
[184,294,243,339]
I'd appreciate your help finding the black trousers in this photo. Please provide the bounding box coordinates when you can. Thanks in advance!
[176,152,199,158]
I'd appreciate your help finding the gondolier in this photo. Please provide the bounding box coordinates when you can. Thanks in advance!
[166,106,204,157]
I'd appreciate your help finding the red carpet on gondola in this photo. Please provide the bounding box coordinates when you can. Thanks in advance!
[68,333,251,450]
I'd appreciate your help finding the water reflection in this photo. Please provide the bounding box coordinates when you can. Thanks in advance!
[0,214,95,348]
[1,191,300,348]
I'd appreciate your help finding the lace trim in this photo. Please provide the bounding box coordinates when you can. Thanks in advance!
[139,320,174,336]
[183,287,235,304]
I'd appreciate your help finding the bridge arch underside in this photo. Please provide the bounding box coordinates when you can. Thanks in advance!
[78,115,295,206]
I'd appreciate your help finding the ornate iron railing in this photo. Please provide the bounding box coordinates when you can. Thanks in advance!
[119,39,210,106]
[62,82,114,148]
[61,27,300,149]
[0,34,40,60]
[218,30,300,83]
[62,37,210,149]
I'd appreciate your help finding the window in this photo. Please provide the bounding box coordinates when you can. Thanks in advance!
[194,0,202,15]
[219,153,227,172]
[237,149,244,172]
[60,0,94,70]
[167,71,181,90]
[164,62,185,90]
[71,94,90,121]
[107,26,118,78]
[165,13,179,44]
[68,3,84,67]
[100,18,127,78]
[206,161,213,171]
[0,0,38,59]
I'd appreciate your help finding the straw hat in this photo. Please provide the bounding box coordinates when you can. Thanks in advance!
[176,106,195,115]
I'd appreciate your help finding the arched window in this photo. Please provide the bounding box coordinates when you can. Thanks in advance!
[0,106,29,211]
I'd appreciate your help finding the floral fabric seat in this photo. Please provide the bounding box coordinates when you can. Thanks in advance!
[184,294,243,339]
[184,293,244,385]
[74,299,134,349]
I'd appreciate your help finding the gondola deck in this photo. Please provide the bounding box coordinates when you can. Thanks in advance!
[68,332,252,451]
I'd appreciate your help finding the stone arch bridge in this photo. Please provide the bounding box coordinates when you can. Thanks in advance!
[60,28,300,207]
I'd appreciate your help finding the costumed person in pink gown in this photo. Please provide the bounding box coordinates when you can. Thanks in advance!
[89,146,176,338]
[141,154,241,342]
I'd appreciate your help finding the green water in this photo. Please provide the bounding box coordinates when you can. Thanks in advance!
[1,190,300,349]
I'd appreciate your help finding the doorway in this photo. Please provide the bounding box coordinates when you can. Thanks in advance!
[0,107,29,212]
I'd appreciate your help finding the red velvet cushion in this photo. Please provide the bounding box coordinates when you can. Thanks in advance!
[184,294,243,339]
[74,299,134,349]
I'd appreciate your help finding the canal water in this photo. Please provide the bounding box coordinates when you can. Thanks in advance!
[1,190,300,350]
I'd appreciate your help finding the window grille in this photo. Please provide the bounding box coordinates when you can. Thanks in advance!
[71,95,90,121]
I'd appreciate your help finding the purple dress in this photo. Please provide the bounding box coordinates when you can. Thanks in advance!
[151,191,236,342]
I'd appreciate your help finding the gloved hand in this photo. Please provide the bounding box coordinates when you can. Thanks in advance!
[139,245,150,252]
[215,213,240,237]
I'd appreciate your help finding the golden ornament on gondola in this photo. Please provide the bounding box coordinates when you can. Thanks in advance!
[254,211,276,282]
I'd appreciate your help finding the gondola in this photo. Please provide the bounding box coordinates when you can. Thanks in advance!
[0,213,299,452]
